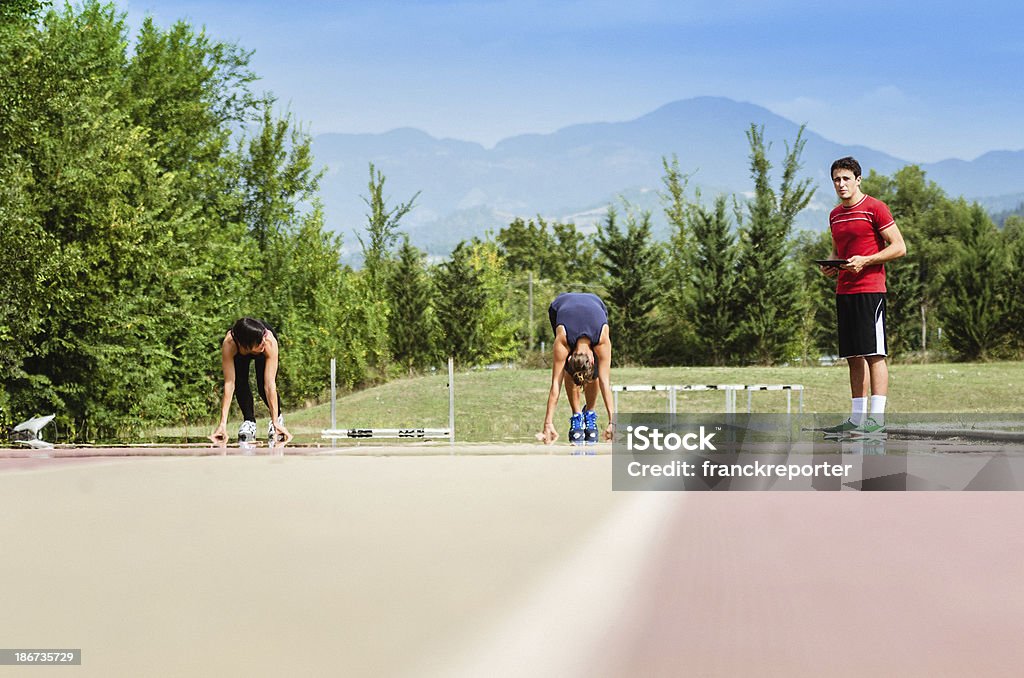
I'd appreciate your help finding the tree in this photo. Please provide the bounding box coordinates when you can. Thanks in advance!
[0,1,361,435]
[0,0,48,24]
[495,217,560,278]
[551,221,601,286]
[689,196,741,365]
[496,216,601,351]
[1002,216,1024,356]
[359,162,418,285]
[791,229,838,361]
[732,125,814,364]
[656,156,697,364]
[0,1,184,435]
[862,166,945,356]
[937,205,1013,360]
[388,237,441,372]
[435,242,486,364]
[596,206,662,364]
[434,241,519,366]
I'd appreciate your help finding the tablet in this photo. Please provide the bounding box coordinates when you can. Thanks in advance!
[814,259,848,268]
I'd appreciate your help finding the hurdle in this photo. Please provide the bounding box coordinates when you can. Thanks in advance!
[744,384,804,415]
[612,385,745,414]
[613,384,804,414]
[321,357,455,443]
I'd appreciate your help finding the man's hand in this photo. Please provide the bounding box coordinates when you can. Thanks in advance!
[819,263,840,278]
[603,422,615,442]
[842,255,872,274]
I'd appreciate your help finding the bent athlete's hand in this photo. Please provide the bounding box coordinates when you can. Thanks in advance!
[209,424,227,443]
[603,422,615,442]
[272,422,294,443]
[537,421,559,445]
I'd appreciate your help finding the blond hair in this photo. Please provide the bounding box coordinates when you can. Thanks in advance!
[566,352,594,387]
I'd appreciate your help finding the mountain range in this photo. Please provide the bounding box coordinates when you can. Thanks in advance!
[310,96,1024,257]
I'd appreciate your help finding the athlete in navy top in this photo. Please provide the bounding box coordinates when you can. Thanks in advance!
[548,292,608,352]
[540,293,614,445]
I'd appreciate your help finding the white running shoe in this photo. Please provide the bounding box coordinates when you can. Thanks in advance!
[268,414,284,440]
[238,420,257,442]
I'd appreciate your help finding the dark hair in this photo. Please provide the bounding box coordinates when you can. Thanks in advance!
[230,317,267,350]
[566,352,595,387]
[830,156,862,179]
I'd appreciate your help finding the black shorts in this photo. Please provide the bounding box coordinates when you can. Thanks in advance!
[836,293,887,358]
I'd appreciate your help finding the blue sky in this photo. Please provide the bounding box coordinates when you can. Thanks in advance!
[117,0,1024,162]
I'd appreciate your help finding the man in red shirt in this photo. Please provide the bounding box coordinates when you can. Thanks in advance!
[822,157,907,435]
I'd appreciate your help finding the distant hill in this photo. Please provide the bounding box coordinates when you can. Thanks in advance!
[311,96,1024,258]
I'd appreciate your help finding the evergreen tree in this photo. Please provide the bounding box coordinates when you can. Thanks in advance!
[434,240,519,366]
[689,196,741,365]
[388,237,441,372]
[733,125,814,364]
[937,205,1013,360]
[656,155,696,364]
[861,166,943,355]
[596,207,661,364]
[1002,216,1024,356]
[434,242,487,364]
[792,229,837,361]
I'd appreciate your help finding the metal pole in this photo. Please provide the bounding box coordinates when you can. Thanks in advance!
[528,271,534,352]
[330,358,337,430]
[448,357,455,447]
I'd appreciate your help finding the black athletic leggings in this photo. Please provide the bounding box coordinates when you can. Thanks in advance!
[233,352,282,422]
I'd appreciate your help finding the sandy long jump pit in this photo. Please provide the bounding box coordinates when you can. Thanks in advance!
[1,442,1023,677]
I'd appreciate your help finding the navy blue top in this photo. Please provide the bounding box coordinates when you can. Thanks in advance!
[548,293,608,350]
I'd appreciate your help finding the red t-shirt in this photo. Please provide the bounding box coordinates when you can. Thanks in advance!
[829,194,895,294]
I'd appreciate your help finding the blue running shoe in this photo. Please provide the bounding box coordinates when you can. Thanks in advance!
[568,412,585,444]
[583,409,598,443]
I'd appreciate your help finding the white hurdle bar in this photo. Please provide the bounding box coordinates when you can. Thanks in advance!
[321,428,451,439]
[612,385,745,414]
[613,384,804,414]
[323,357,456,445]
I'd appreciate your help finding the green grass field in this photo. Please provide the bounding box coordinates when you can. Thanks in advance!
[223,361,1024,443]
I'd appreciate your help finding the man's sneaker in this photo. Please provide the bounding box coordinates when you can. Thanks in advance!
[238,420,257,442]
[268,414,284,441]
[821,418,860,435]
[851,417,887,438]
[568,412,586,445]
[583,409,598,443]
